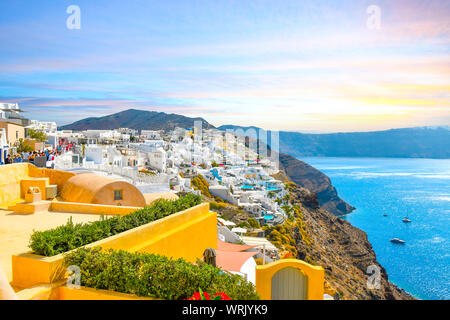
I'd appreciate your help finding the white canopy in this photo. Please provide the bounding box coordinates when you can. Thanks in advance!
[231,227,247,234]
[218,217,236,226]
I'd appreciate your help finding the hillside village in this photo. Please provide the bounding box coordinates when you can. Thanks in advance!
[0,104,414,300]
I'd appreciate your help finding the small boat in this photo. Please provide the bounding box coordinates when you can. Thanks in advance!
[402,217,412,223]
[383,214,388,217]
[390,238,406,244]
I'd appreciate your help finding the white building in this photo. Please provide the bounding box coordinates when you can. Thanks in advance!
[27,120,57,134]
[141,130,161,140]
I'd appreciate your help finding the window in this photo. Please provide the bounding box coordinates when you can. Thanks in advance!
[16,131,19,139]
[114,190,123,201]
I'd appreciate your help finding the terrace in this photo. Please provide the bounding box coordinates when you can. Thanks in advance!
[1,162,325,300]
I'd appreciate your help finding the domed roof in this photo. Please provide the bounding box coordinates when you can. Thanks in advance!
[61,173,146,207]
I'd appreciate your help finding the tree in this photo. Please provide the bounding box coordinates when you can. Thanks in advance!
[248,217,260,229]
[16,139,33,153]
[27,129,47,142]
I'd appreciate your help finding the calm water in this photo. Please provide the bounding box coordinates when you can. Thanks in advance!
[301,157,450,300]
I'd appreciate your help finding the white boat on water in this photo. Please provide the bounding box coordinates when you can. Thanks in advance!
[390,238,406,244]
[402,217,412,223]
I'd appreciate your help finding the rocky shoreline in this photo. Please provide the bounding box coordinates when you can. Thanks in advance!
[278,152,355,216]
[273,169,415,300]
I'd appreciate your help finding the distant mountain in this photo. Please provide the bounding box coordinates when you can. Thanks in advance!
[219,125,450,159]
[60,109,215,131]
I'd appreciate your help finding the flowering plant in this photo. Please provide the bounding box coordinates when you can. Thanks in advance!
[186,289,231,300]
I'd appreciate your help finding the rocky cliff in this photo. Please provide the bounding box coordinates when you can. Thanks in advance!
[270,171,415,300]
[278,152,355,216]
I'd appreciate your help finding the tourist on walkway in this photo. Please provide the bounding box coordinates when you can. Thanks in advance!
[4,155,12,164]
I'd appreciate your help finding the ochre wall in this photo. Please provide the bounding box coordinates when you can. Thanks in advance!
[58,286,154,300]
[28,165,76,192]
[15,283,154,300]
[0,163,30,208]
[0,164,76,208]
[50,201,141,216]
[12,203,216,289]
[255,259,324,300]
[20,178,49,200]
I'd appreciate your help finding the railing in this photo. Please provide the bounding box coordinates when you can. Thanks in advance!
[55,156,168,184]
[84,163,169,184]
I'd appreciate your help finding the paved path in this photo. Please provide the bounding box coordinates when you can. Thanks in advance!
[0,209,100,283]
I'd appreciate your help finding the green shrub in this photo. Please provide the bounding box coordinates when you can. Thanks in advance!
[209,201,227,210]
[237,222,250,228]
[248,217,260,229]
[64,247,260,300]
[191,174,213,198]
[29,193,202,257]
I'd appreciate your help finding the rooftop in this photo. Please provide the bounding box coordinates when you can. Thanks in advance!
[0,209,101,283]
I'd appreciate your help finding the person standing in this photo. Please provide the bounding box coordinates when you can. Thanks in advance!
[4,155,12,164]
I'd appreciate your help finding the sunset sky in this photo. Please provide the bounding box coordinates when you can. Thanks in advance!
[0,0,449,132]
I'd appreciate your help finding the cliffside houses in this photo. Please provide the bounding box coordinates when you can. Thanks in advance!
[0,122,328,300]
[51,126,288,228]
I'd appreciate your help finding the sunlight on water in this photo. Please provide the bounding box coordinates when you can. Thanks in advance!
[301,157,450,300]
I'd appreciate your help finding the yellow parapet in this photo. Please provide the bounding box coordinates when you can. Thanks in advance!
[12,203,216,289]
[49,201,141,216]
[20,178,49,200]
[58,286,156,300]
[15,282,155,300]
[255,259,324,300]
[0,163,31,208]
[0,163,76,209]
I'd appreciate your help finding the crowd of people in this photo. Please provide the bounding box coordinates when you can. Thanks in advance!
[1,143,75,167]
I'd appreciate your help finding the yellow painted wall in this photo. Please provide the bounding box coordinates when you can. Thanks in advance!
[50,201,141,216]
[58,286,154,300]
[12,253,66,290]
[0,163,30,208]
[20,178,49,200]
[255,259,324,300]
[15,283,154,300]
[28,165,75,192]
[12,203,216,289]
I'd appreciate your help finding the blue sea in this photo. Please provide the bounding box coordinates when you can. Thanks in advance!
[300,157,450,300]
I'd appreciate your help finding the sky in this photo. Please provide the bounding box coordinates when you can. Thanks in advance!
[0,0,449,132]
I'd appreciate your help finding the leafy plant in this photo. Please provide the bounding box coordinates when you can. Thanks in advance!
[209,201,227,210]
[63,248,259,300]
[16,139,33,153]
[191,174,212,197]
[27,129,48,142]
[29,193,202,257]
[248,217,260,229]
